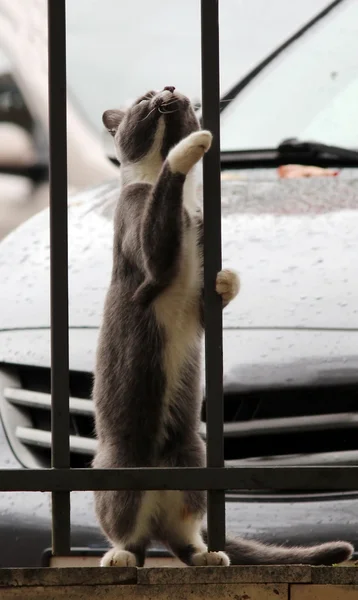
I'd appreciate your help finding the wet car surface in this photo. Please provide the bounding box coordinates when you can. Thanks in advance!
[1,169,358,381]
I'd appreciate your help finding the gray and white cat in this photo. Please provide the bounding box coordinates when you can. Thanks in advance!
[92,87,353,568]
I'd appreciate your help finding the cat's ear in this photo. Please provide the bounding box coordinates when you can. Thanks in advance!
[102,109,125,136]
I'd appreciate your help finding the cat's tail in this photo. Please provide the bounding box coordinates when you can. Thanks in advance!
[202,531,354,565]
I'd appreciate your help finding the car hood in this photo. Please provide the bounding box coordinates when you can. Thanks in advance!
[1,169,358,332]
[1,328,358,390]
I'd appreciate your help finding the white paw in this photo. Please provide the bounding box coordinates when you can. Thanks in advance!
[100,548,137,567]
[216,269,240,306]
[189,130,213,153]
[192,550,230,566]
[168,130,213,175]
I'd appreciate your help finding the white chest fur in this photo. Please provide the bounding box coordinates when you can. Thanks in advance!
[153,202,202,406]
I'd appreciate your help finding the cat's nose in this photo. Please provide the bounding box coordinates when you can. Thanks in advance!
[163,86,175,93]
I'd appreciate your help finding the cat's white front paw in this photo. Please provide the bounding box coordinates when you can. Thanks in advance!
[216,269,240,306]
[192,550,230,566]
[100,548,137,567]
[168,130,212,175]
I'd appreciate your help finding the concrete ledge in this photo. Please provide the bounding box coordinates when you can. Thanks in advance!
[137,565,312,584]
[311,566,358,585]
[0,567,137,587]
[0,583,289,600]
[0,566,357,599]
[291,584,358,600]
[2,566,358,587]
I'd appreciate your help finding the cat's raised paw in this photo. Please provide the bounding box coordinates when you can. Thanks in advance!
[192,550,230,566]
[216,269,240,306]
[100,548,137,567]
[189,130,213,153]
[168,130,212,175]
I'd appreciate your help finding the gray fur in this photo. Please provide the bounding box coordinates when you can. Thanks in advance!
[93,88,353,567]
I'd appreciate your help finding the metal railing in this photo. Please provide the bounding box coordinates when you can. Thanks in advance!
[0,0,358,559]
[47,0,71,556]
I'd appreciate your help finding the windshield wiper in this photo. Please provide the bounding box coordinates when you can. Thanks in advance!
[220,138,358,169]
[278,138,358,163]
[110,136,358,171]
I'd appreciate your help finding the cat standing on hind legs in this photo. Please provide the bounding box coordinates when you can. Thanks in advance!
[92,87,353,568]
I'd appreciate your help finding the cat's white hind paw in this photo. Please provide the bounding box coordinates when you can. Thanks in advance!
[168,130,212,175]
[216,269,240,306]
[192,550,230,566]
[100,548,137,567]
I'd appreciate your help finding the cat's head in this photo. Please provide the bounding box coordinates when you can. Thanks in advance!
[102,87,199,166]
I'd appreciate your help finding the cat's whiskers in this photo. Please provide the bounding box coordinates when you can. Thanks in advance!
[161,99,179,107]
[158,107,179,114]
[138,106,158,122]
[139,99,178,121]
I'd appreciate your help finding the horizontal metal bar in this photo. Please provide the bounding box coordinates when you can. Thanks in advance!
[10,399,355,440]
[16,427,96,455]
[0,466,358,492]
[228,450,358,467]
[202,412,358,439]
[5,388,94,416]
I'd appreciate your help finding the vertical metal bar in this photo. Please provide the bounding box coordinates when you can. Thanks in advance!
[201,0,226,551]
[48,0,71,556]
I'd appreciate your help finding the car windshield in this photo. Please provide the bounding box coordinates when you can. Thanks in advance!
[221,0,358,151]
[66,0,356,152]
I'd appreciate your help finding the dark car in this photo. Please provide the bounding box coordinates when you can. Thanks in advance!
[1,0,358,567]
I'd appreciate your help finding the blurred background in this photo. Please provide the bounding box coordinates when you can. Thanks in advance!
[0,0,330,239]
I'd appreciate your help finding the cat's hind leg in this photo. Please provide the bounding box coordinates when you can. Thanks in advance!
[100,540,147,567]
[166,507,230,566]
[94,488,150,568]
